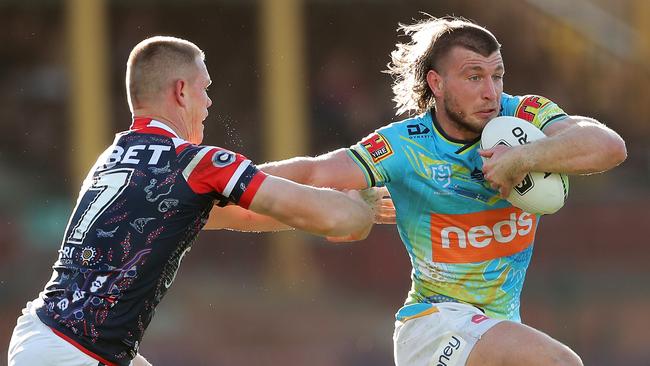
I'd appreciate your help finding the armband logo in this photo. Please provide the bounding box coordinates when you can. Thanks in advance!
[212,150,236,167]
[361,133,393,163]
[515,95,550,121]
[515,95,567,129]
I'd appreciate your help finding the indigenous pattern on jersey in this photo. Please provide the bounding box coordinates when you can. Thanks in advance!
[348,93,567,322]
[35,118,267,366]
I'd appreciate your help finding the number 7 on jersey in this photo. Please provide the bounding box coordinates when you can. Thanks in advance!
[67,168,134,244]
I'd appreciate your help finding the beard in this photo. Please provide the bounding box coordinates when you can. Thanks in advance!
[443,92,489,136]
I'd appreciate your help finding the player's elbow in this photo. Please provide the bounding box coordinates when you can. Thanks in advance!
[601,133,627,170]
[591,119,627,169]
[611,136,627,166]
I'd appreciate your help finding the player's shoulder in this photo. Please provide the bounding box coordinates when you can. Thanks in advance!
[352,113,431,170]
[500,92,568,130]
[177,141,244,166]
[371,112,432,142]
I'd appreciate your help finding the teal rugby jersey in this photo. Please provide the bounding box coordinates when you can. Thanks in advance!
[348,93,567,321]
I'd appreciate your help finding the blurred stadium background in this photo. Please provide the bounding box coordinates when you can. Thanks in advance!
[1,0,649,365]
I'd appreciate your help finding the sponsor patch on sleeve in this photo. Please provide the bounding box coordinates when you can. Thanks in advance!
[514,95,567,130]
[361,133,393,163]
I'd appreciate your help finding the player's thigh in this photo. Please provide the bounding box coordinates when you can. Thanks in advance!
[466,320,583,366]
[9,317,99,366]
[394,302,501,366]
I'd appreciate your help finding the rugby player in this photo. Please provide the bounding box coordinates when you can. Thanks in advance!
[7,36,376,366]
[246,16,627,366]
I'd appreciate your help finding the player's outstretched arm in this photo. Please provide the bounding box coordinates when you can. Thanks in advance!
[204,186,393,232]
[259,148,369,190]
[203,204,292,231]
[246,175,374,239]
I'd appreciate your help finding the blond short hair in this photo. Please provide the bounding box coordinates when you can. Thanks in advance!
[386,16,501,115]
[126,36,205,111]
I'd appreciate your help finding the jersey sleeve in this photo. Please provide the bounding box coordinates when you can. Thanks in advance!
[501,93,568,131]
[348,130,399,187]
[182,146,267,209]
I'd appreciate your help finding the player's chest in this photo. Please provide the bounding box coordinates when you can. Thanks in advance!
[397,148,499,208]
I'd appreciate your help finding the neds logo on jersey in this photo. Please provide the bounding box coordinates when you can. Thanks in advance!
[430,207,537,263]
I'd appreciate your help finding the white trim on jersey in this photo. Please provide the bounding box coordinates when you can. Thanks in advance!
[171,137,188,148]
[222,159,251,197]
[182,147,213,181]
[149,120,180,138]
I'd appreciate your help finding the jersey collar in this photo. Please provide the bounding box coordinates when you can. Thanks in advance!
[130,117,180,138]
[429,109,481,154]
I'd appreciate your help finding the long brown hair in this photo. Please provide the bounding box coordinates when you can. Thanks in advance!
[385,16,501,115]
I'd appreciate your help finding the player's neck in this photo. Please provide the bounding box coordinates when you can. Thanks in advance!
[132,108,188,140]
[434,110,481,142]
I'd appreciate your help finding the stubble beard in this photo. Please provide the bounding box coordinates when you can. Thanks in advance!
[443,93,484,136]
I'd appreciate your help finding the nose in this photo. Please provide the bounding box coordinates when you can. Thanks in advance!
[482,79,498,101]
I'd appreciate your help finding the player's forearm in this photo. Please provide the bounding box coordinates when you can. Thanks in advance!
[319,194,373,237]
[280,187,373,237]
[204,205,293,232]
[521,117,626,175]
[250,177,373,237]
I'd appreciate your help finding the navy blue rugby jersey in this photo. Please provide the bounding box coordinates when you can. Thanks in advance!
[35,118,267,365]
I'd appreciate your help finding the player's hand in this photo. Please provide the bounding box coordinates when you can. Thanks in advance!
[345,186,396,226]
[479,145,530,198]
[324,189,375,243]
[370,187,396,224]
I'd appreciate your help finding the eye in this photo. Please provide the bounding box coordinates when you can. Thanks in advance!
[468,75,481,81]
[492,74,504,81]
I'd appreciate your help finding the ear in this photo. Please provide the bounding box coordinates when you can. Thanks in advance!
[174,79,187,107]
[426,70,443,98]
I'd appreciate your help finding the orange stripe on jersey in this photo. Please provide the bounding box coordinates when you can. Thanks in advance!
[430,207,537,263]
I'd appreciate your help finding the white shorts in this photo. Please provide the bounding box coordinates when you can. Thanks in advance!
[7,300,131,366]
[393,302,503,366]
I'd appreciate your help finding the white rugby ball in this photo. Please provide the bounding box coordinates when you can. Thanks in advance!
[480,116,569,215]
